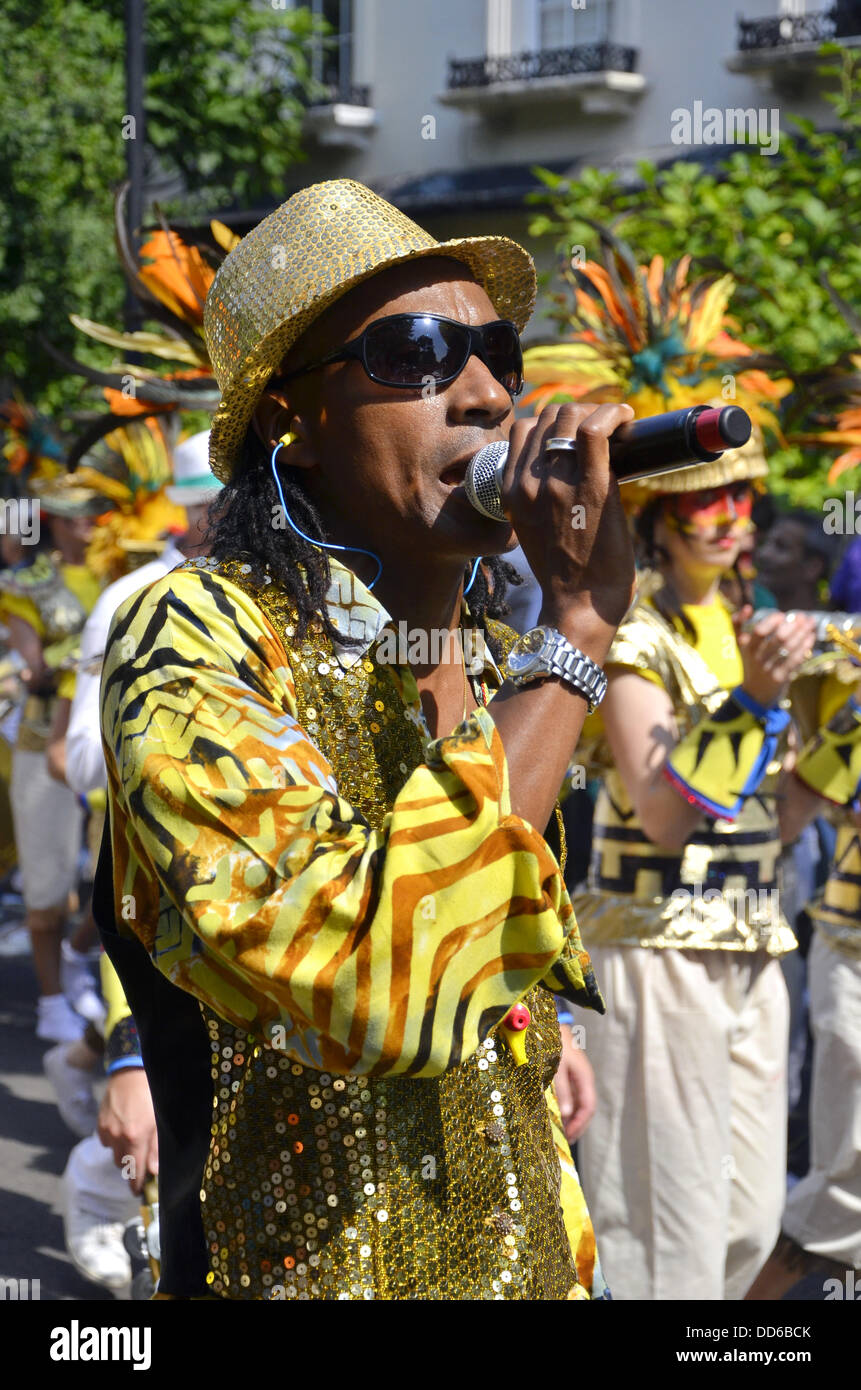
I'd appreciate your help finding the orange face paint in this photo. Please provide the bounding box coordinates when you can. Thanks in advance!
[666,483,753,536]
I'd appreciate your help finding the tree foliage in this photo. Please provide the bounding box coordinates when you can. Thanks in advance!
[0,0,319,418]
[526,47,861,508]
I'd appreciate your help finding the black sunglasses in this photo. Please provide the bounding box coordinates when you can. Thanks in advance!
[274,312,524,398]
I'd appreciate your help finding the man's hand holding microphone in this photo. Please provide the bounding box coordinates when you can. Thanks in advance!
[489,401,638,833]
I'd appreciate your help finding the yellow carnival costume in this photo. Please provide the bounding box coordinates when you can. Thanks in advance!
[574,577,796,955]
[103,555,600,1299]
[791,656,861,960]
[0,461,106,921]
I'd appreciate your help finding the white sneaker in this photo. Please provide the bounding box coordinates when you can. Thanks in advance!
[62,1134,139,1291]
[0,923,30,957]
[60,942,107,1032]
[67,1220,131,1291]
[37,993,85,1042]
[61,939,96,1003]
[72,986,107,1033]
[43,1043,99,1138]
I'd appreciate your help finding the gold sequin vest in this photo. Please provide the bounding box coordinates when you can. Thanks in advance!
[199,563,576,1300]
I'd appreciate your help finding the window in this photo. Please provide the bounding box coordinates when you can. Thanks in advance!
[537,0,614,48]
[310,0,354,98]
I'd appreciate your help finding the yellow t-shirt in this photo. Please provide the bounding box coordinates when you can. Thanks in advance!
[613,595,744,691]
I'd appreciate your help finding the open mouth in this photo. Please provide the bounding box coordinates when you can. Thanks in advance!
[439,459,471,488]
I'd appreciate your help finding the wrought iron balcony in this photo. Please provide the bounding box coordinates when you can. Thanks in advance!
[447,42,638,90]
[302,83,376,150]
[306,82,372,109]
[737,3,861,51]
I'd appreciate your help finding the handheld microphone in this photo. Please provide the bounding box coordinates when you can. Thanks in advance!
[463,404,752,522]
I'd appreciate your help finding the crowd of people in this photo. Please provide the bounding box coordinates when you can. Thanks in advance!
[2,178,859,1301]
[0,427,222,1290]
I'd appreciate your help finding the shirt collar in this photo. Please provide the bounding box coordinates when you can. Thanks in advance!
[323,554,504,682]
[324,556,393,666]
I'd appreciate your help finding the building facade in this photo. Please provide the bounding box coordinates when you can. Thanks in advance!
[284,0,860,332]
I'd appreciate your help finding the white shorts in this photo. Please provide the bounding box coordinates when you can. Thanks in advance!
[10,747,83,911]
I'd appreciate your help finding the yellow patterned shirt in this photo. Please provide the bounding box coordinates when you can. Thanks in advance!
[100,555,601,1299]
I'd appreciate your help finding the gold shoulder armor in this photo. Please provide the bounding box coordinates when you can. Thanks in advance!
[790,652,858,747]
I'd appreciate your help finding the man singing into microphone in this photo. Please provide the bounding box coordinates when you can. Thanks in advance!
[97,179,636,1299]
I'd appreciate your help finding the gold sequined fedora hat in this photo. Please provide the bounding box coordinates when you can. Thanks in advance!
[203,179,537,482]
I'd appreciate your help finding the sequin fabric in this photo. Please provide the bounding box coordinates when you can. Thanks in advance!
[199,560,577,1299]
[202,179,537,481]
[202,989,576,1299]
[101,555,599,1298]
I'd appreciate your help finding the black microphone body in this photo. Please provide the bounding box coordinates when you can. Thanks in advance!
[463,404,752,522]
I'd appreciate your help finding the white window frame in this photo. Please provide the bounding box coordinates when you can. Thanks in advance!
[529,0,615,50]
[300,0,355,94]
[486,0,514,58]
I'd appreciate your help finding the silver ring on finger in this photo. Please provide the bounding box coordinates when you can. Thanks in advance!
[546,437,578,453]
[777,645,790,660]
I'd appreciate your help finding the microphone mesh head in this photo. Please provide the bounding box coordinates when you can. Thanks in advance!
[463,441,509,521]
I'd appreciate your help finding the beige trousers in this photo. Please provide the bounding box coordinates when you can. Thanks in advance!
[577,945,789,1301]
[10,747,83,911]
[782,933,861,1267]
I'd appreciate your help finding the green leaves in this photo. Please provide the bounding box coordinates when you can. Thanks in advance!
[0,0,319,416]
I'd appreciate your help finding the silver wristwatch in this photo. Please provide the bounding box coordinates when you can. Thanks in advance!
[505,625,608,712]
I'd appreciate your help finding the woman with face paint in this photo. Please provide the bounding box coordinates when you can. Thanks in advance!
[570,431,820,1302]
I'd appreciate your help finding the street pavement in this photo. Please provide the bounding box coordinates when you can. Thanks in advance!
[0,943,117,1301]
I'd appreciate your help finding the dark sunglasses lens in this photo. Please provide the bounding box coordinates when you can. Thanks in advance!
[365,316,467,385]
[481,322,523,395]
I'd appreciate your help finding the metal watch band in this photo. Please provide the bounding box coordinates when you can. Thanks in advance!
[508,629,608,712]
[544,642,607,712]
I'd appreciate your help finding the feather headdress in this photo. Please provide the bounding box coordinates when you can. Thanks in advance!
[0,398,65,490]
[74,419,187,582]
[522,222,791,496]
[44,185,235,465]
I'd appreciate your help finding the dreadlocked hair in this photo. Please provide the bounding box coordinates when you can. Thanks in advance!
[207,430,523,662]
[634,497,753,639]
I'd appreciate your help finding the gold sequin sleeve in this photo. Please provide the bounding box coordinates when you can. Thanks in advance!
[101,568,582,1078]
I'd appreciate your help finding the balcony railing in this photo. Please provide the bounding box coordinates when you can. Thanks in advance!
[447,42,637,90]
[737,3,861,51]
[306,82,372,108]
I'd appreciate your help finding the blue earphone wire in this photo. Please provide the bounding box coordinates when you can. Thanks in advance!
[464,556,481,595]
[270,443,383,590]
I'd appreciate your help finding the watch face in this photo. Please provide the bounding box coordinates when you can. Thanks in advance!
[507,626,550,677]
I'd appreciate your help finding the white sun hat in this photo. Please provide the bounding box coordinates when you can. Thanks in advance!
[166,430,224,506]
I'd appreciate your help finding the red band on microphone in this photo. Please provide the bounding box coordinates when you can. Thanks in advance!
[693,408,726,454]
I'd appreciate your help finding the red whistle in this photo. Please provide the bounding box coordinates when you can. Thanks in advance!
[500,1003,532,1066]
[504,1003,531,1032]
